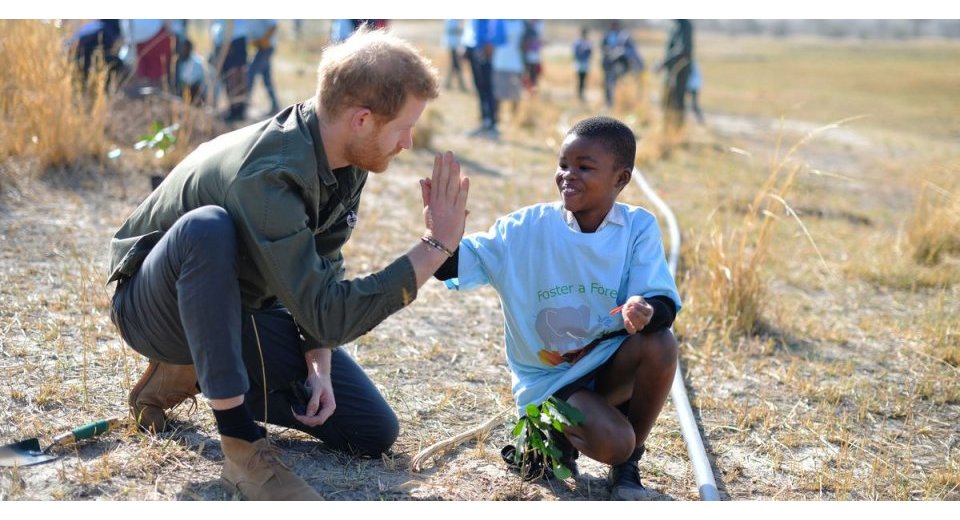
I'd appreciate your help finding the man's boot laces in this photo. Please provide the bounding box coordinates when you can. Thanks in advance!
[249,440,291,472]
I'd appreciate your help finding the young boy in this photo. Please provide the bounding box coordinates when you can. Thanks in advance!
[434,116,680,500]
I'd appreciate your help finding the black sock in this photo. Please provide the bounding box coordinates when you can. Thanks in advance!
[629,445,646,462]
[213,403,265,443]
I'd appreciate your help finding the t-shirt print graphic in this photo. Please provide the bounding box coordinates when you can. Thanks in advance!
[534,305,603,366]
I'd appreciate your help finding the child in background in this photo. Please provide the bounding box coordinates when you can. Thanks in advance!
[434,116,681,500]
[175,39,208,106]
[573,27,593,101]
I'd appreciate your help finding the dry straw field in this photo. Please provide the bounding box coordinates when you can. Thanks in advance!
[0,20,958,501]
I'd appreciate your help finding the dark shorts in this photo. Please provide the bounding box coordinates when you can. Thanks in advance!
[553,332,628,400]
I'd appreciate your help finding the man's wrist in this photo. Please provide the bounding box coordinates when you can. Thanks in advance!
[421,234,455,257]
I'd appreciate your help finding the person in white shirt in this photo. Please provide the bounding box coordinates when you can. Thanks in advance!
[492,20,526,124]
[175,39,208,105]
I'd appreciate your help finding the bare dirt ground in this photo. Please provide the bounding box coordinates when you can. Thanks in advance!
[1,21,958,502]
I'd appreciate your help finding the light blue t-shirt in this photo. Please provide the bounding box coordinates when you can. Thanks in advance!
[446,202,681,413]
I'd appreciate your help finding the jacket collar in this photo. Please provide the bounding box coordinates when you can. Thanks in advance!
[301,98,338,187]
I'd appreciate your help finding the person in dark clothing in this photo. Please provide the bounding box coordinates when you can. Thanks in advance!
[573,27,593,102]
[600,21,641,108]
[521,20,544,91]
[657,19,694,132]
[73,19,122,89]
[246,20,281,116]
[110,27,468,501]
[687,59,705,124]
[210,20,249,122]
[464,19,505,137]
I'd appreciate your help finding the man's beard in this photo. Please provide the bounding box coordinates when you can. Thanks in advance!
[344,133,397,173]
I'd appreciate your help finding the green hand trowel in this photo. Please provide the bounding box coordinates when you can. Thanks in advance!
[0,417,124,467]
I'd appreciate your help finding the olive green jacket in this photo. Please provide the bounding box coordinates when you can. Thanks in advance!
[108,99,417,352]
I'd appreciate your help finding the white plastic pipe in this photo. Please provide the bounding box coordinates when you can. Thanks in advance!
[633,169,721,501]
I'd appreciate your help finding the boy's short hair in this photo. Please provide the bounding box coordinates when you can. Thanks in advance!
[315,25,440,123]
[567,116,636,171]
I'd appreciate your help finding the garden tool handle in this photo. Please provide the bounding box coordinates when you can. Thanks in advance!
[52,417,124,447]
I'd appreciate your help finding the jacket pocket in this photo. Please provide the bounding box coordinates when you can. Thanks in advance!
[108,231,163,282]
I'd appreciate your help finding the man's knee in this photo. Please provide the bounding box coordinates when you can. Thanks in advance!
[180,206,233,238]
[326,407,399,458]
[359,408,400,457]
[177,206,237,258]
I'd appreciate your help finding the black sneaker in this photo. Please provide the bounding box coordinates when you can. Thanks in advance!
[501,444,545,481]
[607,447,660,500]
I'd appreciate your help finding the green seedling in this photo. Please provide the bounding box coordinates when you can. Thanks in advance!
[135,121,179,159]
[510,396,585,480]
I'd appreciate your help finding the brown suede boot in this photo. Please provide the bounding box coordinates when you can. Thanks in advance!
[221,436,323,501]
[128,360,199,432]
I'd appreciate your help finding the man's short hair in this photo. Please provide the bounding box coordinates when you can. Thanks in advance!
[316,26,440,122]
[567,116,637,171]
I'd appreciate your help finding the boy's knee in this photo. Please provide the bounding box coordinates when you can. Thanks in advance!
[635,329,678,369]
[621,329,678,369]
[592,422,636,465]
[608,434,637,465]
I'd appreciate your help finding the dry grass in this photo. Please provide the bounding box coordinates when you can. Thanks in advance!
[1,20,959,501]
[678,120,833,344]
[612,71,653,125]
[0,20,110,184]
[412,106,441,150]
[908,178,960,266]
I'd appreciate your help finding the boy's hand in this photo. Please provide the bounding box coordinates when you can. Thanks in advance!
[419,151,469,251]
[621,295,653,334]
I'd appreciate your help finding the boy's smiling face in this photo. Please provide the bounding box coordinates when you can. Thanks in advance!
[555,133,631,233]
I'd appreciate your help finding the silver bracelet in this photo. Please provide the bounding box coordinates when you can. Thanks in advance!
[421,235,454,257]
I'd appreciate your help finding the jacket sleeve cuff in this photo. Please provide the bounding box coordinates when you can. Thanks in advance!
[380,254,418,310]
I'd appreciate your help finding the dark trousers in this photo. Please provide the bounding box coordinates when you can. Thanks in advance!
[219,37,248,121]
[466,47,496,129]
[446,47,465,90]
[689,90,704,124]
[664,63,691,126]
[111,206,399,456]
[577,71,587,101]
[246,46,280,113]
[603,66,618,107]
